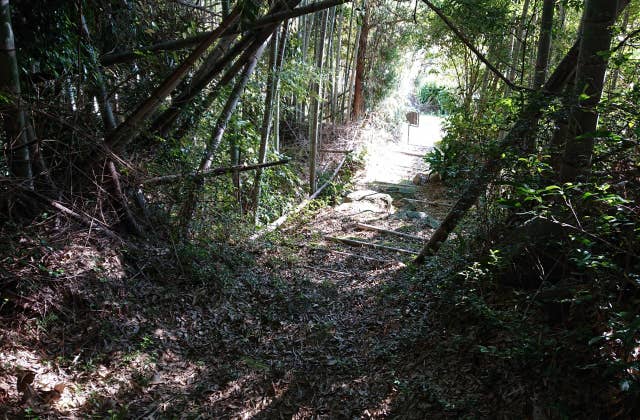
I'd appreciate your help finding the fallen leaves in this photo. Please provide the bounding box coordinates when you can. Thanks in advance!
[14,368,66,406]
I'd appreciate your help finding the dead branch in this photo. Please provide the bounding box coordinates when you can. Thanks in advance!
[326,236,419,255]
[250,155,349,240]
[355,223,427,241]
[420,0,524,92]
[402,198,452,207]
[141,159,290,186]
[320,149,354,153]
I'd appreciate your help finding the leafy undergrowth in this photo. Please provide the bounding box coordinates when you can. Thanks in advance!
[3,197,636,417]
[0,216,527,419]
[5,123,636,418]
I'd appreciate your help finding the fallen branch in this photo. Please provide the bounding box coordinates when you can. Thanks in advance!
[301,265,351,276]
[327,249,393,264]
[355,223,427,241]
[326,236,419,255]
[250,155,348,240]
[393,150,425,158]
[320,149,353,153]
[10,183,124,243]
[141,159,290,186]
[402,198,452,207]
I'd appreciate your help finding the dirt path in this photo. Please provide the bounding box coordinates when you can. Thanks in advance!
[1,118,472,419]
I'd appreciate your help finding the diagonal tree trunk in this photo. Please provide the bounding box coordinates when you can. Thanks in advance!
[178,42,268,234]
[167,30,276,142]
[414,0,629,263]
[106,6,242,151]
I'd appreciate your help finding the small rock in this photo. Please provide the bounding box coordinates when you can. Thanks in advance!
[413,172,441,185]
[393,210,440,228]
[412,173,429,185]
[429,172,442,182]
[404,211,429,219]
[343,190,393,211]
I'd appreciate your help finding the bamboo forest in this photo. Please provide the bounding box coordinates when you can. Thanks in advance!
[1,0,639,417]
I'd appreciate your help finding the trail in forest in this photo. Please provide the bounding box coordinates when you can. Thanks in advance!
[1,116,468,419]
[226,114,462,418]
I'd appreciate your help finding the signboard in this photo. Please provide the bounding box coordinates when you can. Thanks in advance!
[406,111,419,127]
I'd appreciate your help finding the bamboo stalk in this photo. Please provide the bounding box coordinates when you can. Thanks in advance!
[250,155,348,240]
[326,236,419,255]
[402,198,452,207]
[320,149,353,153]
[141,159,290,186]
[355,223,426,241]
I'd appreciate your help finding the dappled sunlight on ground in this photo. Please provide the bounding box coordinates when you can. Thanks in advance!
[1,113,460,419]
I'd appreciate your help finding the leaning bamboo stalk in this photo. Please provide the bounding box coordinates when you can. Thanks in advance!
[108,161,142,234]
[106,7,242,150]
[100,0,351,66]
[250,154,349,240]
[355,223,427,241]
[325,236,419,255]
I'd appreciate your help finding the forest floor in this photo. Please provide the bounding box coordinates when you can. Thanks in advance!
[1,116,531,418]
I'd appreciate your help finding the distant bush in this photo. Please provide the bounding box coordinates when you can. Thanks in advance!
[417,83,456,115]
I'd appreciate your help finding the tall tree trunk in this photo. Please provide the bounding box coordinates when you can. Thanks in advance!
[252,29,280,222]
[273,21,289,152]
[322,6,337,124]
[308,10,329,195]
[532,0,555,90]
[341,1,356,123]
[521,0,555,153]
[179,42,268,234]
[351,1,369,121]
[331,6,343,123]
[560,0,619,182]
[507,0,532,93]
[0,0,32,184]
